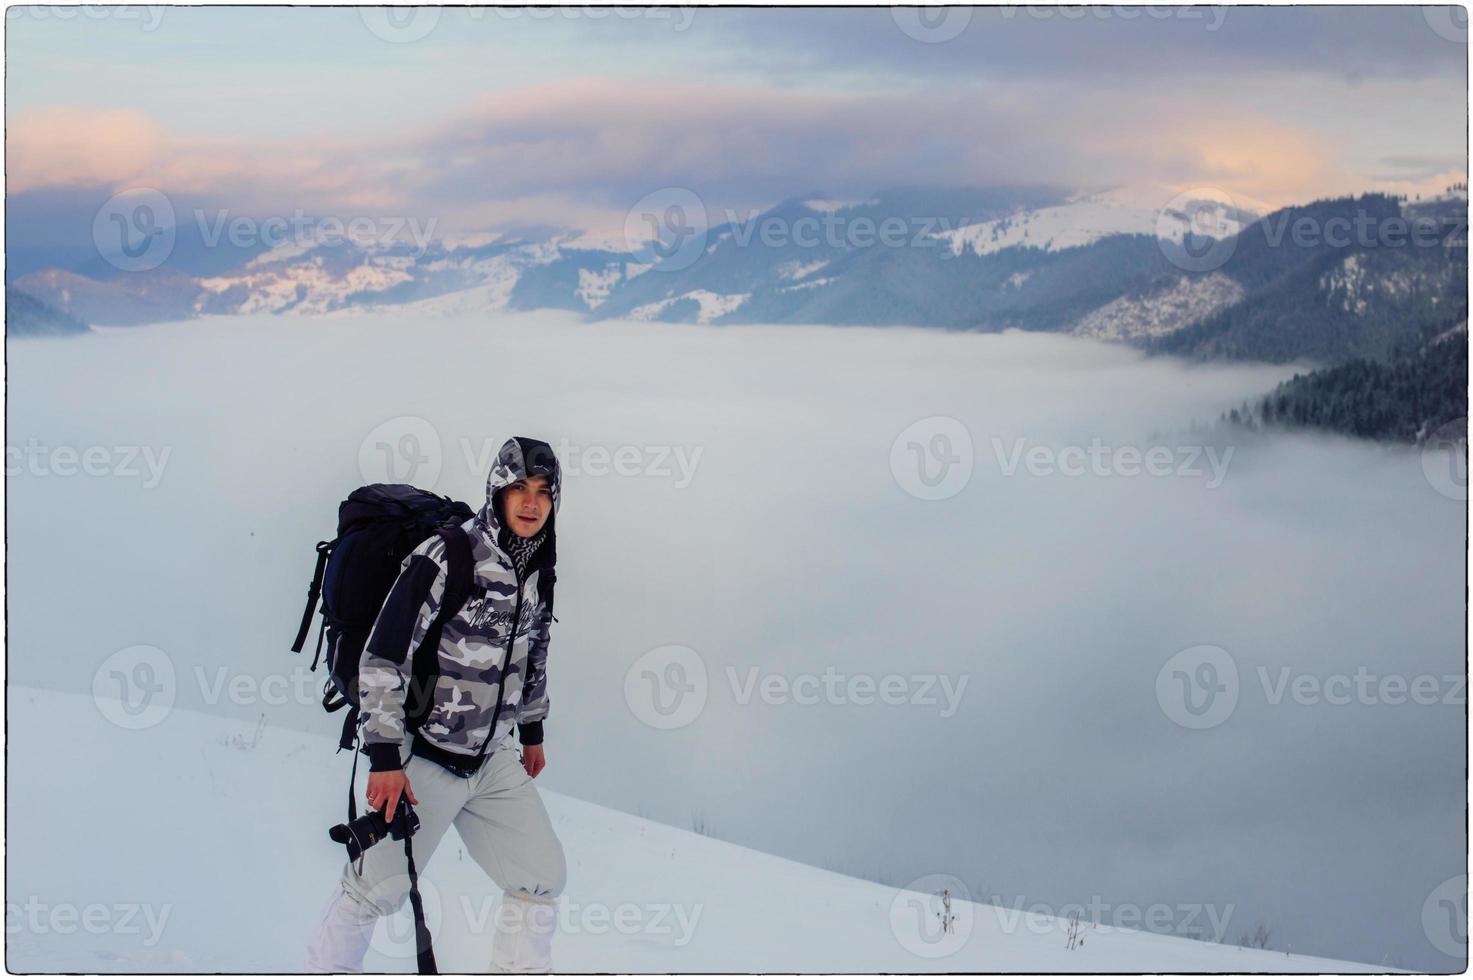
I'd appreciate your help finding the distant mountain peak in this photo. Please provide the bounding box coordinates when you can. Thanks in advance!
[940,183,1267,258]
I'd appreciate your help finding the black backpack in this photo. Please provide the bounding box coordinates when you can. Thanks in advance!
[291,483,480,752]
[292,483,481,976]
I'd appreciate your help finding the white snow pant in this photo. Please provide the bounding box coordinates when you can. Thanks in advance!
[306,741,567,973]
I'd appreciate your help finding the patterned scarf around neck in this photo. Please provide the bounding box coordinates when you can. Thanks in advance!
[502,526,547,580]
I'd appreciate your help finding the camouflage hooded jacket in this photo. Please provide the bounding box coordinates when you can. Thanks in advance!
[358,437,561,774]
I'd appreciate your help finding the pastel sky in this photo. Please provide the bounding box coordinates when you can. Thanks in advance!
[5,5,1468,236]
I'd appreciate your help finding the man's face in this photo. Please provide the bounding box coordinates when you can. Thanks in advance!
[501,475,553,538]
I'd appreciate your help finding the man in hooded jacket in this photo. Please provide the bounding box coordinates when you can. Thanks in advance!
[307,436,568,973]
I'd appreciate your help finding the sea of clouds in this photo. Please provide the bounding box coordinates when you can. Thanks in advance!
[7,311,1464,970]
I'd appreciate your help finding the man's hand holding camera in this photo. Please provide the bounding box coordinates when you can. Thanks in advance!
[366,769,417,822]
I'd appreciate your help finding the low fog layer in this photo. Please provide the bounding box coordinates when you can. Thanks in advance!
[7,312,1464,970]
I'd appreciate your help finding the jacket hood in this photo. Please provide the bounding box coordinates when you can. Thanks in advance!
[476,436,562,564]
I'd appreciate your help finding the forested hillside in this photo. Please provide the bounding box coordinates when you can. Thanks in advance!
[1230,322,1467,443]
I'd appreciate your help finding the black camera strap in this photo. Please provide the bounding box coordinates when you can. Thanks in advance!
[343,732,437,973]
[403,833,437,974]
[347,734,360,824]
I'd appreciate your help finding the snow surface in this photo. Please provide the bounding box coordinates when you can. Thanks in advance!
[576,264,624,310]
[197,259,415,316]
[778,258,830,282]
[435,231,506,251]
[779,275,836,293]
[1319,251,1454,317]
[324,245,553,318]
[6,686,1390,973]
[683,289,750,323]
[628,289,750,324]
[800,198,859,214]
[550,228,639,253]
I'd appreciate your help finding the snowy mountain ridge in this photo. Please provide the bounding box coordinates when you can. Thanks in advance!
[11,183,1464,358]
[939,183,1267,257]
[5,183,1200,325]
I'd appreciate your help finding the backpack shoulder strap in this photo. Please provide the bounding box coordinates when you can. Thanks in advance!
[434,525,476,616]
[401,526,477,738]
[538,565,557,622]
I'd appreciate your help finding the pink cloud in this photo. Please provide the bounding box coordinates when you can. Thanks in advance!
[8,107,166,192]
[8,80,1453,232]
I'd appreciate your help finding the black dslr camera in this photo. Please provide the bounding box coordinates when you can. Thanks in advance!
[329,801,420,863]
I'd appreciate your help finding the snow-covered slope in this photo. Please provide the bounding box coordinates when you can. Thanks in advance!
[628,288,751,324]
[1072,272,1246,341]
[196,256,416,316]
[7,685,1389,973]
[940,184,1267,257]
